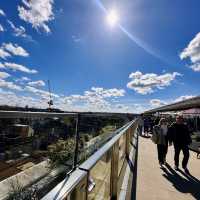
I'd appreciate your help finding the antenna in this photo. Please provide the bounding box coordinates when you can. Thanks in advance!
[47,80,53,110]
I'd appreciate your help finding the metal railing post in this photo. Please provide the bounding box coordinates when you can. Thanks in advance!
[70,175,87,200]
[73,114,80,169]
[110,140,119,200]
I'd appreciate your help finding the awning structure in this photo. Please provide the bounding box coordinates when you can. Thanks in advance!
[144,96,200,114]
[180,108,200,115]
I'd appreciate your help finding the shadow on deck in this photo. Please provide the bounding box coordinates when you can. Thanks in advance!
[133,136,200,200]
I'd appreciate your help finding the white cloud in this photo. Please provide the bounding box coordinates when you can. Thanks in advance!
[28,80,45,87]
[7,20,25,36]
[180,32,200,72]
[189,63,200,72]
[0,24,4,32]
[7,20,32,40]
[0,79,23,91]
[0,62,5,69]
[149,95,196,110]
[18,0,54,33]
[25,86,59,98]
[127,71,181,94]
[0,43,29,59]
[0,85,142,113]
[15,76,31,85]
[21,76,31,81]
[16,76,31,83]
[180,32,200,63]
[60,87,127,112]
[86,87,125,98]
[174,95,195,103]
[150,99,166,107]
[72,35,81,43]
[2,43,29,57]
[0,48,11,59]
[0,72,10,79]
[0,9,5,16]
[62,87,125,107]
[0,71,10,79]
[4,62,38,74]
[0,91,47,108]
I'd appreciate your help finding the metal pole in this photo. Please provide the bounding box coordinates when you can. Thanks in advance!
[73,114,80,170]
[47,80,53,110]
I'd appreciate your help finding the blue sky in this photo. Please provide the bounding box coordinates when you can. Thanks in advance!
[0,0,200,113]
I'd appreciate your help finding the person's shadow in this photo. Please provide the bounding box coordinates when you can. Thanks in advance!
[161,163,200,199]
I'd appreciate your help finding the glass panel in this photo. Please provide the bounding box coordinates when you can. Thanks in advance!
[0,116,76,199]
[88,150,111,200]
[118,134,126,176]
[77,115,125,164]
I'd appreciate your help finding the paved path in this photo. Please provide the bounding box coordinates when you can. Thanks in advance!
[136,137,200,200]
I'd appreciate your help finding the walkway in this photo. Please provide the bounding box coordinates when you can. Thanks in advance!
[136,136,200,200]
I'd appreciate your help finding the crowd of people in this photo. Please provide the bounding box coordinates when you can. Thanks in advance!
[138,115,193,174]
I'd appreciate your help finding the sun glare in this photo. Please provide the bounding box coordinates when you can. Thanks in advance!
[106,9,119,27]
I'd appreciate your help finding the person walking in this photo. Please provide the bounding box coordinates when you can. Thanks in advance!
[144,117,151,137]
[153,118,169,168]
[168,115,192,173]
[138,116,144,136]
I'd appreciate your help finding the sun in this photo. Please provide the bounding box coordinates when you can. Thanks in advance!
[106,9,119,27]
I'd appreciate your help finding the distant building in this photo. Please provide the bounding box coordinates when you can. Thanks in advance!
[11,124,34,138]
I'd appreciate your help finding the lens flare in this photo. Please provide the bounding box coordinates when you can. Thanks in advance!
[95,0,167,63]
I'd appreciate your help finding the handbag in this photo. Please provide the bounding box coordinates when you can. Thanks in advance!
[151,128,159,144]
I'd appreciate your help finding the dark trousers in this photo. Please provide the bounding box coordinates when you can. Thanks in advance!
[157,144,168,164]
[174,145,190,168]
[138,125,143,136]
[144,125,149,133]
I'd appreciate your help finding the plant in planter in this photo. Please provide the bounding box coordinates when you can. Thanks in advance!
[8,178,39,200]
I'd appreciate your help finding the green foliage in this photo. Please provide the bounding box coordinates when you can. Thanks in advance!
[47,139,75,168]
[8,178,39,200]
[83,134,90,142]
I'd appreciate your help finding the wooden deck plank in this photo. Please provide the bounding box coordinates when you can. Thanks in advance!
[136,137,200,200]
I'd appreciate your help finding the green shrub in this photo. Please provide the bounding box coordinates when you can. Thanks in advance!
[8,178,39,200]
[47,139,75,168]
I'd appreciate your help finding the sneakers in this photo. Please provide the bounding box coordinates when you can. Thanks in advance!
[183,168,190,174]
[163,159,167,165]
[174,165,179,170]
[159,162,165,169]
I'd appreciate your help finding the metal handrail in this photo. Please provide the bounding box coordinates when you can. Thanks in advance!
[0,110,136,118]
[42,119,138,200]
[41,169,87,200]
[0,111,77,118]
[78,121,133,170]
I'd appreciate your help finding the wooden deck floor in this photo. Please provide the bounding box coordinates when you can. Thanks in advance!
[136,137,200,200]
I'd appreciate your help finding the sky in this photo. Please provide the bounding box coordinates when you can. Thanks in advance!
[0,0,200,113]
